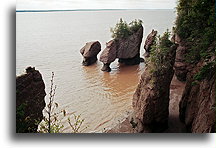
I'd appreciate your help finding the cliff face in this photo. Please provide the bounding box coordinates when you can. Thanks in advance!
[173,36,192,81]
[132,34,177,132]
[16,67,46,132]
[179,48,215,133]
[175,0,215,133]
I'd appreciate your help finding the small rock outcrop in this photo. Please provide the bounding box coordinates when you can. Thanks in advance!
[179,52,215,133]
[100,26,144,72]
[16,67,46,132]
[132,42,177,132]
[80,41,101,66]
[143,29,157,57]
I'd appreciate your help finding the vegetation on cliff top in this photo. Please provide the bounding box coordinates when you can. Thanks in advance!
[110,18,142,40]
[175,0,215,63]
[176,0,215,84]
[147,30,174,74]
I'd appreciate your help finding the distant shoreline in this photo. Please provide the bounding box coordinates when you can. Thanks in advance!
[16,9,174,13]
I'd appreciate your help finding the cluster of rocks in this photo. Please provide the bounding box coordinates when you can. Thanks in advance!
[107,35,215,133]
[80,26,145,72]
[16,67,46,132]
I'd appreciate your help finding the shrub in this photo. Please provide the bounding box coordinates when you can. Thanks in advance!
[148,30,174,73]
[38,72,65,133]
[193,62,215,81]
[39,72,87,133]
[16,103,40,133]
[110,18,142,39]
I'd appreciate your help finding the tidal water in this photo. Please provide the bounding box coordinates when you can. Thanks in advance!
[16,10,176,133]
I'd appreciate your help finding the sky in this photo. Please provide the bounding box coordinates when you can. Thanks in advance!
[16,0,177,10]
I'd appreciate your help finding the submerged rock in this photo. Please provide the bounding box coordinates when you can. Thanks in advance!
[144,29,157,54]
[99,26,144,72]
[16,67,46,132]
[132,44,177,132]
[80,41,101,66]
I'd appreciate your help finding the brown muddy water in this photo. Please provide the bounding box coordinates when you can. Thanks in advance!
[16,10,176,132]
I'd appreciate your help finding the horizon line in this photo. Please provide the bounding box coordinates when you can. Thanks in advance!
[16,8,175,12]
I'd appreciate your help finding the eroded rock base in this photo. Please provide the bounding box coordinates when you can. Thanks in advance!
[82,56,97,66]
[101,63,111,72]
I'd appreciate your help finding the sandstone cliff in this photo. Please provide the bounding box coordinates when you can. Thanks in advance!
[175,0,215,133]
[179,45,215,133]
[16,67,46,132]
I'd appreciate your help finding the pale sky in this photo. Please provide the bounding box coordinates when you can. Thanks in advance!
[17,0,177,10]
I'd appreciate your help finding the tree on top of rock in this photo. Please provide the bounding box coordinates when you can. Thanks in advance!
[110,18,143,40]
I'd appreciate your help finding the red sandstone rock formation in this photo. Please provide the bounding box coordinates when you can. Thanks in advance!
[80,41,101,66]
[132,44,177,132]
[144,29,157,54]
[99,26,144,72]
[179,50,215,133]
[16,67,46,132]
[173,35,191,81]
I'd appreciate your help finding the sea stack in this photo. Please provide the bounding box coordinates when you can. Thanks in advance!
[143,29,157,57]
[100,26,144,72]
[132,37,177,132]
[80,41,101,66]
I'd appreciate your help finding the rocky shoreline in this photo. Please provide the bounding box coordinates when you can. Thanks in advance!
[106,75,186,133]
[16,1,215,133]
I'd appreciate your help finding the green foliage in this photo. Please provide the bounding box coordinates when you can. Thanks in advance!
[68,113,87,133]
[191,81,198,86]
[148,30,174,73]
[38,72,65,133]
[110,18,142,39]
[16,103,39,133]
[39,115,64,133]
[175,0,215,64]
[193,62,215,81]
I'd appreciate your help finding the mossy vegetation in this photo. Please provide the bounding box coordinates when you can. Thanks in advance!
[175,0,215,62]
[110,18,142,40]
